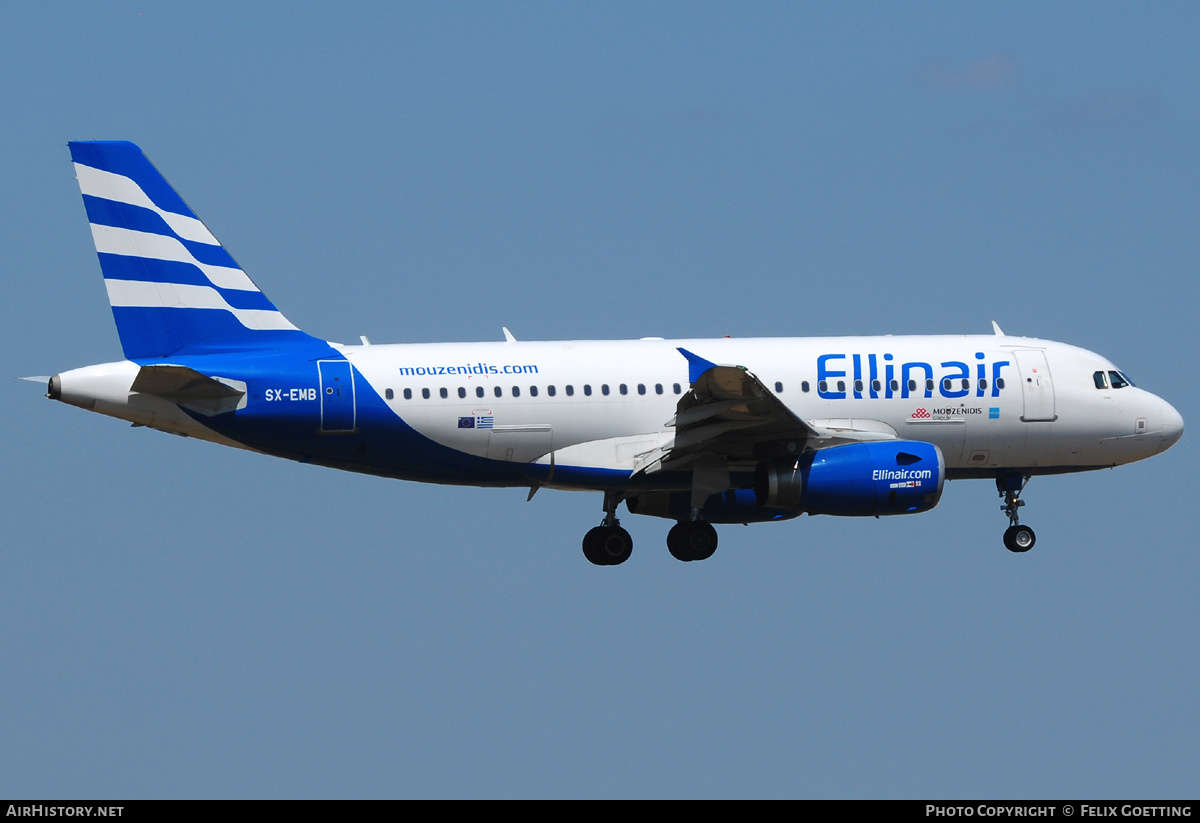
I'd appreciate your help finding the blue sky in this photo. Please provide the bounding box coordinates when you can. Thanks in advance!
[1,2,1196,798]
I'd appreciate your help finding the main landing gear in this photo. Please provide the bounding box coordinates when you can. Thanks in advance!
[998,474,1036,553]
[582,493,720,565]
[666,520,718,562]
[582,491,633,566]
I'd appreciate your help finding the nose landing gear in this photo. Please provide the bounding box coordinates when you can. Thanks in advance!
[998,474,1036,552]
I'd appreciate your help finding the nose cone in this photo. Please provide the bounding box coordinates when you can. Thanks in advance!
[1159,399,1184,452]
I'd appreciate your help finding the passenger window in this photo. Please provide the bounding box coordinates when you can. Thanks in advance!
[1108,371,1129,389]
[819,381,828,393]
[385,388,394,400]
[458,387,466,398]
[837,381,846,393]
[908,380,917,392]
[673,383,681,394]
[637,384,646,395]
[403,388,412,400]
[566,385,574,396]
[529,386,538,397]
[584,385,592,396]
[602,384,610,396]
[854,380,863,393]
[422,388,430,399]
[512,386,520,397]
[801,381,810,393]
[440,388,448,399]
[655,383,663,395]
[978,379,987,391]
[961,379,969,391]
[476,386,484,398]
[871,380,881,392]
[547,385,556,397]
[494,386,502,398]
[619,384,627,395]
[775,381,784,393]
[996,378,1005,390]
[890,380,899,392]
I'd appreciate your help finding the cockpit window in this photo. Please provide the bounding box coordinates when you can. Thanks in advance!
[1108,370,1130,389]
[1093,371,1109,389]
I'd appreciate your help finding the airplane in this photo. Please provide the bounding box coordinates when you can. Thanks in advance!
[42,141,1185,565]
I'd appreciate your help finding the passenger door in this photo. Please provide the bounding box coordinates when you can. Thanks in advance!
[1013,350,1056,422]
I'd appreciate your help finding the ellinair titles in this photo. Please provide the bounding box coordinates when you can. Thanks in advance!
[815,351,1010,399]
[40,141,1184,564]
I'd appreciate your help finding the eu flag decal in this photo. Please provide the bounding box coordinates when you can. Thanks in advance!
[458,417,475,428]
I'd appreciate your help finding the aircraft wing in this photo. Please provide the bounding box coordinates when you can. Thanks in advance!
[636,348,895,474]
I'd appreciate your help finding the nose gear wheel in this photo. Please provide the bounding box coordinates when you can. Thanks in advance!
[997,474,1036,553]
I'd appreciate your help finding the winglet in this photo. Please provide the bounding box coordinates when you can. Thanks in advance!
[991,321,1005,336]
[677,347,718,384]
[502,327,516,343]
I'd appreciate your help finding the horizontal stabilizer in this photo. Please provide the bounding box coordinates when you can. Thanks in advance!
[130,364,246,416]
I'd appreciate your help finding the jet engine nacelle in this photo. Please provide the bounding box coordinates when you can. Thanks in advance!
[755,440,945,517]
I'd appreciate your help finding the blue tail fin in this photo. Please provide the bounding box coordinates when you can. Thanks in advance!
[69,141,319,359]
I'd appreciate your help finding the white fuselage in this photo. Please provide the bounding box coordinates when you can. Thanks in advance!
[53,333,1183,487]
[342,333,1182,479]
